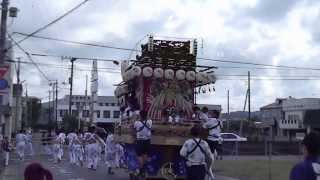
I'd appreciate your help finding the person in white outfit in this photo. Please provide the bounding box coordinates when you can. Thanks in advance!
[25,130,34,156]
[203,110,223,160]
[105,133,117,175]
[67,130,77,164]
[52,131,65,163]
[180,125,214,180]
[115,143,124,168]
[85,126,102,171]
[73,134,84,166]
[16,130,27,161]
[2,136,11,166]
[133,111,152,176]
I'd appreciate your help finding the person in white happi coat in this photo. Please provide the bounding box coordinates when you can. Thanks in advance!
[25,130,34,156]
[73,133,84,166]
[16,130,27,161]
[133,111,152,176]
[202,110,223,160]
[67,130,78,164]
[114,143,124,168]
[85,126,104,170]
[180,125,214,180]
[52,131,65,163]
[105,133,117,175]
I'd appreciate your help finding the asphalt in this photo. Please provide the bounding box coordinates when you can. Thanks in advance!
[0,140,238,180]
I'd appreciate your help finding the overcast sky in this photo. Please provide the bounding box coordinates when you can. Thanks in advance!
[8,0,320,112]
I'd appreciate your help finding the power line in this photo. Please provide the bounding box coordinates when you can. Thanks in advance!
[7,34,51,81]
[14,32,140,52]
[198,57,320,71]
[6,0,91,51]
[13,32,320,71]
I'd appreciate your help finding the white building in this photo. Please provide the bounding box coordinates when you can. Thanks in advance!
[281,98,320,130]
[42,95,120,127]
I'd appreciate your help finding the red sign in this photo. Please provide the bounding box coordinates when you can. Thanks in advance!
[0,65,9,78]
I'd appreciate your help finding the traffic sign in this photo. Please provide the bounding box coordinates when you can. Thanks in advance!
[0,79,8,90]
[0,65,9,78]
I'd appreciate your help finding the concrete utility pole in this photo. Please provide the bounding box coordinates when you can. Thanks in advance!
[48,90,51,126]
[15,58,22,131]
[227,90,230,131]
[69,58,76,115]
[55,80,58,128]
[0,0,8,64]
[248,71,251,122]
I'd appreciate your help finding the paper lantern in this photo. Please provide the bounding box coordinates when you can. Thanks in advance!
[143,67,153,77]
[153,68,164,78]
[131,66,142,77]
[164,69,174,80]
[196,72,207,83]
[176,69,186,80]
[186,71,196,81]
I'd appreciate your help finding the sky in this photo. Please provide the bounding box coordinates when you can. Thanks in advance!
[7,0,320,112]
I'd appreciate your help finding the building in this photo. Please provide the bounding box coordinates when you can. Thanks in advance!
[260,98,286,136]
[260,97,320,139]
[41,95,121,129]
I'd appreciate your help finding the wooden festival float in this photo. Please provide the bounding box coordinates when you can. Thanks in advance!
[114,36,217,180]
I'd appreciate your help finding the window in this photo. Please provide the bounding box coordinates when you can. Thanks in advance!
[105,103,109,106]
[96,110,100,118]
[0,95,3,104]
[59,110,64,117]
[82,110,89,118]
[111,103,115,106]
[103,110,110,118]
[113,111,120,118]
[99,103,104,106]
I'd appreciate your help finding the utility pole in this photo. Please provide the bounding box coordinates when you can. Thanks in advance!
[248,71,251,122]
[25,85,28,129]
[227,90,230,131]
[69,58,76,115]
[15,57,22,131]
[48,90,51,127]
[0,0,9,64]
[55,80,58,128]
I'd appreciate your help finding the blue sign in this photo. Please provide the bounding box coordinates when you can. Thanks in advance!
[0,79,8,90]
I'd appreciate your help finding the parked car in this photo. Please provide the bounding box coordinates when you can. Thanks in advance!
[220,133,247,142]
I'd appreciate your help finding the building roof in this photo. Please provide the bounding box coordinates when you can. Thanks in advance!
[304,109,320,128]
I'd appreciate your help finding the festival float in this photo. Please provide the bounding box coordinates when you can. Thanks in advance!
[114,36,217,180]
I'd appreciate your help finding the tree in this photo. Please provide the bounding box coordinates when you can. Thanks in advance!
[62,114,84,132]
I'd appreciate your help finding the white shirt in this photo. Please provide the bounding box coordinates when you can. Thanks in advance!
[134,119,152,140]
[105,134,116,153]
[180,138,213,166]
[67,132,77,145]
[58,133,66,143]
[199,112,209,122]
[202,118,222,141]
[16,133,27,143]
[26,133,32,143]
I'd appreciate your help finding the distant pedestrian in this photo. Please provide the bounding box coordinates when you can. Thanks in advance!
[24,162,53,180]
[16,130,27,161]
[2,136,12,166]
[26,130,34,156]
[180,124,214,180]
[290,132,320,180]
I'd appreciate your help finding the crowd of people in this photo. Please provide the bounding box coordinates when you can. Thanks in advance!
[38,126,125,174]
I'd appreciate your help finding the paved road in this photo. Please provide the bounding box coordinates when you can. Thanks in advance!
[0,139,238,180]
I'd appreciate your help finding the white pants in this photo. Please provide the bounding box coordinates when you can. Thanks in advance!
[4,151,9,166]
[26,142,34,156]
[73,144,84,166]
[68,144,76,164]
[16,142,25,160]
[86,143,99,169]
[53,144,63,163]
[105,150,116,168]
